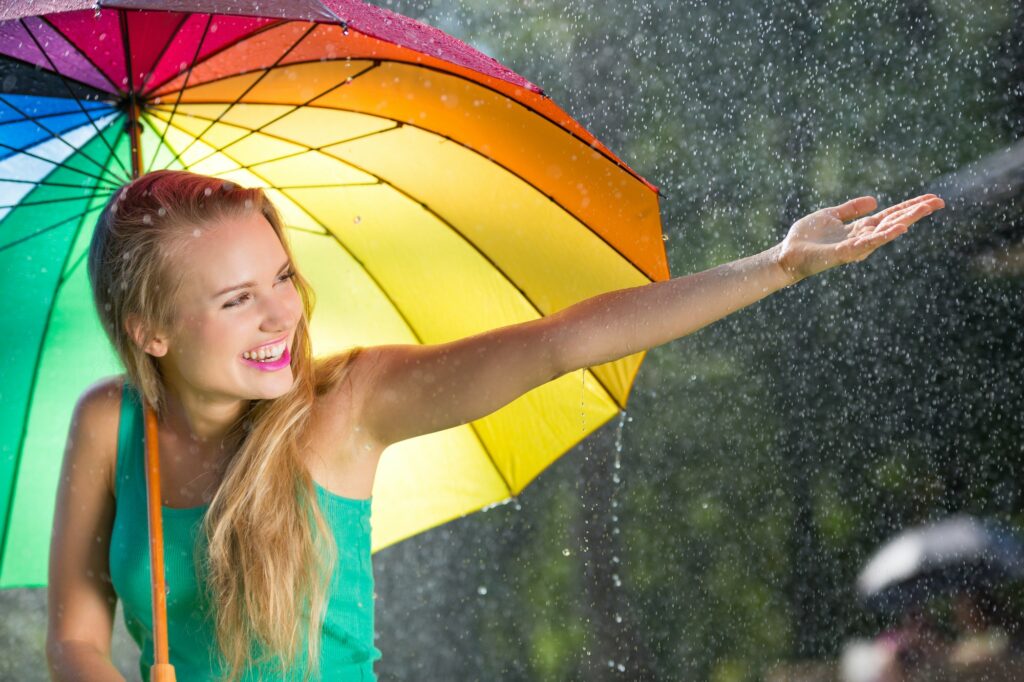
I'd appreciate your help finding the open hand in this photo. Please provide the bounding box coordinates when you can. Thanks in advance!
[775,194,946,283]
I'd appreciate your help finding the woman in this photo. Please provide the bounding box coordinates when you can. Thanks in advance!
[45,169,944,681]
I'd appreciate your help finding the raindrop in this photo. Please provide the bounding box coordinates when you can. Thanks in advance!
[353,215,362,224]
[203,187,213,197]
[562,548,571,557]
[192,229,201,238]
[158,207,167,217]
[142,214,152,224]
[476,586,487,596]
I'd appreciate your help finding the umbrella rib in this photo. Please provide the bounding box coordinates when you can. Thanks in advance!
[0,190,113,210]
[145,14,214,173]
[0,103,111,127]
[149,61,381,172]
[0,139,122,189]
[0,95,121,179]
[20,19,131,180]
[163,101,653,289]
[0,206,98,253]
[159,22,320,172]
[142,19,287,96]
[0,54,113,102]
[0,176,118,191]
[155,55,654,192]
[36,16,120,93]
[135,12,190,94]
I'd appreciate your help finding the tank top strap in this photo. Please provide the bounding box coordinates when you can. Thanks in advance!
[114,379,144,501]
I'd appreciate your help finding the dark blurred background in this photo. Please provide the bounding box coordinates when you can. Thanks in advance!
[3,1,1023,680]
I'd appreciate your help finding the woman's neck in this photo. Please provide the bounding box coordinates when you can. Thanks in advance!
[159,377,249,457]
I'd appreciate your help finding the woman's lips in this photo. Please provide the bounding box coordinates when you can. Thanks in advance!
[241,346,291,372]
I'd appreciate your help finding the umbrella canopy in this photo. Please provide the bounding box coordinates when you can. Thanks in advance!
[857,515,1024,613]
[0,0,668,589]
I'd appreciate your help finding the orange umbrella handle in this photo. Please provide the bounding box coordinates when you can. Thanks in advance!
[143,400,177,682]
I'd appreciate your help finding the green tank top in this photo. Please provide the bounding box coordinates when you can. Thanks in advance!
[108,380,382,681]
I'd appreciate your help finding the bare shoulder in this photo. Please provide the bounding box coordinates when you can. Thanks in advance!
[307,348,386,496]
[70,374,126,498]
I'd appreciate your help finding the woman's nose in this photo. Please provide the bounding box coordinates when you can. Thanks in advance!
[261,288,301,331]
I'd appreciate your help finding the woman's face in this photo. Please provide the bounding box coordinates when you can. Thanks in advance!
[157,210,304,403]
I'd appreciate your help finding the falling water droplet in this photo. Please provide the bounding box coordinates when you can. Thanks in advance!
[477,586,487,596]
[353,215,362,224]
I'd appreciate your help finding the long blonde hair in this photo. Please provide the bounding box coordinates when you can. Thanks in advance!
[87,169,359,681]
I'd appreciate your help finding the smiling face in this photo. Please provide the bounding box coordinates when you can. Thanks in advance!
[155,210,305,403]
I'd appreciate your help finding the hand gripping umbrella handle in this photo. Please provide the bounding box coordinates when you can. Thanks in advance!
[143,400,177,682]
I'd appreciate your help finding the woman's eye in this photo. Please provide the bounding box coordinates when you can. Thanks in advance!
[223,271,294,309]
[223,293,250,308]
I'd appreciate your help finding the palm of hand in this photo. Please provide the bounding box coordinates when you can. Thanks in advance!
[778,194,945,283]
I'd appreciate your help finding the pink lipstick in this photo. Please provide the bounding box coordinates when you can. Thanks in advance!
[241,346,291,372]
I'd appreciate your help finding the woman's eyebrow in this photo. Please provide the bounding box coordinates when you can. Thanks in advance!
[211,259,291,298]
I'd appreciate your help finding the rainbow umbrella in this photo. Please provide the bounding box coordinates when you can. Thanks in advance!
[0,0,668,591]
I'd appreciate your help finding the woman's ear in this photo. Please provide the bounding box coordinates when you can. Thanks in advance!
[124,313,169,357]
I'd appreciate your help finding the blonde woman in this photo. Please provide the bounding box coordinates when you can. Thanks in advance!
[45,169,944,681]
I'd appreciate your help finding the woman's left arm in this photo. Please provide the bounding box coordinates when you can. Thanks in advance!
[355,193,944,449]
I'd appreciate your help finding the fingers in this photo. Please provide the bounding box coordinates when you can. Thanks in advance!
[851,200,940,248]
[868,194,945,224]
[840,193,945,230]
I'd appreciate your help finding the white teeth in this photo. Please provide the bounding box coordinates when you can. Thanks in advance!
[243,341,285,362]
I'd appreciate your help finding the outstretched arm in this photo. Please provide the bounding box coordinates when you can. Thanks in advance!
[355,194,944,449]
